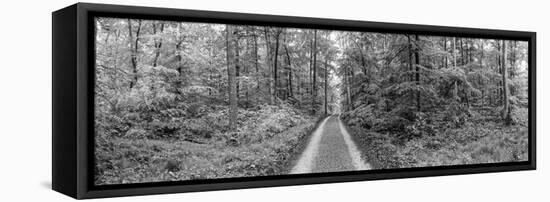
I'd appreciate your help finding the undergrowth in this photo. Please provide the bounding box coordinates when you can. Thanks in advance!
[345,106,528,169]
[95,104,316,185]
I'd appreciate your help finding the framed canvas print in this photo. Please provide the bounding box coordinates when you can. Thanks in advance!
[52,3,536,199]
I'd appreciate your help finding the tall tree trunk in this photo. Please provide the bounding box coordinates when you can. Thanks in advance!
[208,47,214,96]
[254,33,260,100]
[264,28,274,104]
[443,37,448,69]
[496,41,502,104]
[173,24,185,95]
[460,38,465,66]
[152,22,164,67]
[226,25,238,131]
[415,35,421,111]
[452,38,457,67]
[235,35,241,103]
[309,38,313,96]
[243,35,253,108]
[452,37,458,100]
[479,40,484,67]
[284,44,293,98]
[273,30,281,100]
[324,60,328,114]
[127,19,142,89]
[346,61,352,111]
[468,39,473,63]
[502,40,511,125]
[311,30,318,114]
[408,35,413,82]
[491,42,499,106]
[479,39,484,105]
[511,41,517,78]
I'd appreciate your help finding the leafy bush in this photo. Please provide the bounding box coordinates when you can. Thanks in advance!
[180,118,215,139]
[236,103,307,144]
[405,112,438,137]
[397,125,528,167]
[442,102,471,128]
[342,103,411,134]
[342,104,377,129]
[95,113,131,138]
[347,120,528,169]
[148,119,181,139]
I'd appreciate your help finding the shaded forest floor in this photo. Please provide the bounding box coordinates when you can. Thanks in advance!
[95,104,323,185]
[344,107,528,169]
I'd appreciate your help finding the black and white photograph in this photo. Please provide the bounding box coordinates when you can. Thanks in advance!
[4,0,550,201]
[94,17,529,185]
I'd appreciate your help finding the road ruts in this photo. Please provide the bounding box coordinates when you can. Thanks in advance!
[290,115,370,174]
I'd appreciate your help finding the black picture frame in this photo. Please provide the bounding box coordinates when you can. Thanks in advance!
[52,2,536,199]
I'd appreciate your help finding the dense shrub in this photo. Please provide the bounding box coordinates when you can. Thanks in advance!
[509,106,528,126]
[405,112,438,137]
[396,124,528,167]
[346,116,528,169]
[343,104,421,135]
[342,104,377,129]
[236,103,307,144]
[442,102,471,128]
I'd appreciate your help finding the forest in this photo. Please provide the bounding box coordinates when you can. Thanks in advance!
[94,17,529,185]
[336,32,529,168]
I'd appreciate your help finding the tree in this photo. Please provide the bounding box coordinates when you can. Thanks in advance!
[479,39,484,67]
[324,59,329,114]
[253,31,260,94]
[311,30,318,114]
[452,37,458,100]
[284,43,293,99]
[501,40,511,125]
[408,35,414,82]
[264,28,274,104]
[273,29,282,100]
[152,22,164,67]
[414,35,420,111]
[443,37,448,68]
[127,19,142,88]
[345,60,352,111]
[226,25,238,131]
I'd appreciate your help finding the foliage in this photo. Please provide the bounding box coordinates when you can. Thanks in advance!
[339,33,529,169]
[348,120,528,169]
[95,17,343,185]
[94,17,530,183]
[95,110,317,185]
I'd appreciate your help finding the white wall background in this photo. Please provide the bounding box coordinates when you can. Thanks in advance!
[0,0,546,201]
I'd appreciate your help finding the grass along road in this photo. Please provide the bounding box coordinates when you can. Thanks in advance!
[290,115,371,174]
